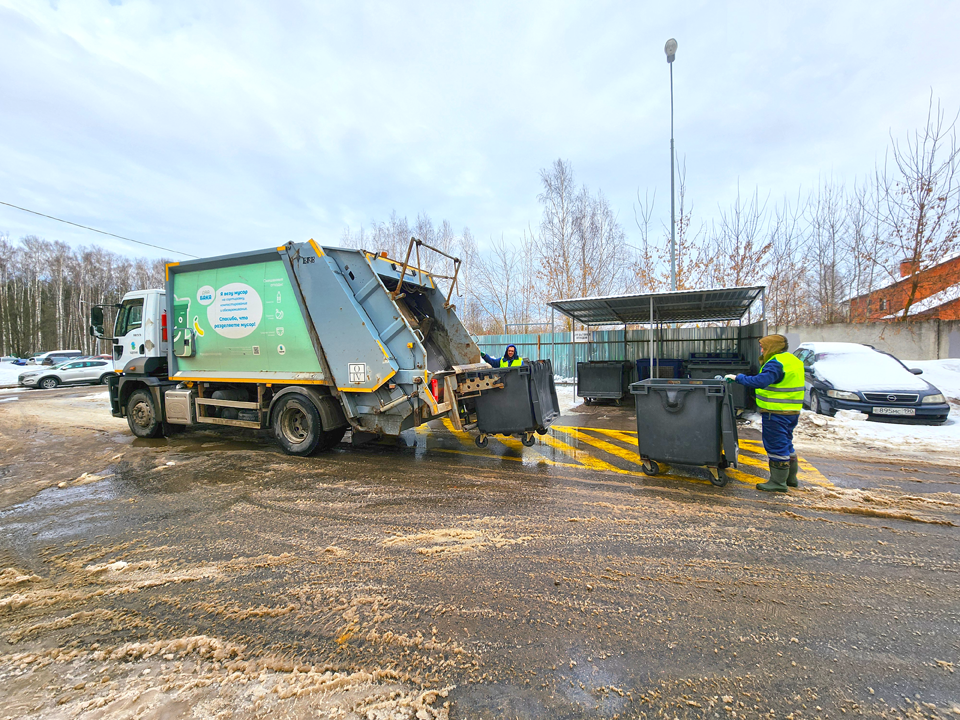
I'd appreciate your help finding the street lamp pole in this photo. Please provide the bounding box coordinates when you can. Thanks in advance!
[665,38,678,292]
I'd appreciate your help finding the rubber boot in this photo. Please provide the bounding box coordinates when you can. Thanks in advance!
[758,460,790,493]
[787,456,799,488]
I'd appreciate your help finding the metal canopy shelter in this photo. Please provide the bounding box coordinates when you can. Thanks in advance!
[548,286,766,326]
[547,286,766,389]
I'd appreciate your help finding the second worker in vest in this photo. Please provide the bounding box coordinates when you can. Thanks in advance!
[481,344,525,368]
[724,334,804,492]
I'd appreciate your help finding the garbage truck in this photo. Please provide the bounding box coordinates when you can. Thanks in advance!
[91,238,560,454]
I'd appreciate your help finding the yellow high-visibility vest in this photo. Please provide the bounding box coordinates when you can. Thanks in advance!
[499,356,523,367]
[755,352,804,414]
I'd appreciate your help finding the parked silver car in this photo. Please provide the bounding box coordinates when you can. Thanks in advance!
[18,358,115,390]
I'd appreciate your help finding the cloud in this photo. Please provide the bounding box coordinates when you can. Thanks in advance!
[1,0,960,259]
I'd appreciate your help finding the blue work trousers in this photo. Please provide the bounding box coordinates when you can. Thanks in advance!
[760,412,799,462]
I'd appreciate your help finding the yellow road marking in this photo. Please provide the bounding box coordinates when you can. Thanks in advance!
[495,435,559,466]
[536,432,630,474]
[441,418,475,448]
[725,467,762,485]
[418,421,833,488]
[438,419,585,470]
[552,427,644,466]
[736,453,768,469]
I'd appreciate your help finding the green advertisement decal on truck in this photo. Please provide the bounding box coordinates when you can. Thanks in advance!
[170,260,324,380]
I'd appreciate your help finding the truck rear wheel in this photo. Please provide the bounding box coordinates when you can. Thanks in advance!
[127,389,162,438]
[273,395,323,456]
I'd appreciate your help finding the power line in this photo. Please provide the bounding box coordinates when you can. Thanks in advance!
[0,200,198,258]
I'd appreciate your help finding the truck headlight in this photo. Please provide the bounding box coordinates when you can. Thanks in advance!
[826,389,859,401]
[922,393,946,404]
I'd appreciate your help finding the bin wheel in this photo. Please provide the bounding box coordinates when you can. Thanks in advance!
[475,434,489,449]
[709,468,728,487]
[535,426,548,436]
[641,460,660,476]
[521,434,536,447]
[614,397,622,406]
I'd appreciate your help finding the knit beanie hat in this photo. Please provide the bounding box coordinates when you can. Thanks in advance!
[759,334,788,364]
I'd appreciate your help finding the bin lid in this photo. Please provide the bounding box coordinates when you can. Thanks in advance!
[548,286,764,325]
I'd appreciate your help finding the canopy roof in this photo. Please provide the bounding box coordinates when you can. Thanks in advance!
[548,286,765,326]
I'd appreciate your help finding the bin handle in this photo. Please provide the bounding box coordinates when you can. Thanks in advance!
[658,388,690,414]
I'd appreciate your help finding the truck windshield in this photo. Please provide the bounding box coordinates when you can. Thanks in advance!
[115,298,144,336]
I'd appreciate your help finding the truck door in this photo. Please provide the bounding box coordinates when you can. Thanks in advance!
[113,297,145,369]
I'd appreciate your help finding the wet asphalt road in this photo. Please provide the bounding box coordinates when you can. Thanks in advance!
[0,386,958,719]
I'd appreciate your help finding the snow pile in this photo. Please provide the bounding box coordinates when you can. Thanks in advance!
[0,361,24,387]
[744,405,960,459]
[554,384,579,412]
[906,359,960,402]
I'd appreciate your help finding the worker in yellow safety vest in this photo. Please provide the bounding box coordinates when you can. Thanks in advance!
[481,344,525,368]
[725,334,804,492]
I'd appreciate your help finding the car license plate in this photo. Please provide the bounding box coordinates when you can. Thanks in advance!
[873,407,915,416]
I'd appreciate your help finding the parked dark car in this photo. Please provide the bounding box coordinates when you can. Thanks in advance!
[795,342,949,425]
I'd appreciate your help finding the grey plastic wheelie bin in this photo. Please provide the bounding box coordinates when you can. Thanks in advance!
[577,361,631,405]
[629,378,739,486]
[468,359,561,447]
[685,356,752,410]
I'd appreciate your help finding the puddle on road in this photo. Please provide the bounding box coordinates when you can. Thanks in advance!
[0,470,123,545]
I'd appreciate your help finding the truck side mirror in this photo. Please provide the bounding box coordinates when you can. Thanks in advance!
[90,307,106,339]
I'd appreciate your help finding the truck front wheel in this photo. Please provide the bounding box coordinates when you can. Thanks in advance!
[127,389,162,438]
[273,395,322,456]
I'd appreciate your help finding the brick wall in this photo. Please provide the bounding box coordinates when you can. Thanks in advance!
[850,254,960,321]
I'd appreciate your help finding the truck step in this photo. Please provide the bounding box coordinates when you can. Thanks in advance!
[199,417,262,429]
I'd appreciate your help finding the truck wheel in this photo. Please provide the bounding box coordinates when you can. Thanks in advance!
[127,389,162,438]
[39,377,59,390]
[273,395,322,456]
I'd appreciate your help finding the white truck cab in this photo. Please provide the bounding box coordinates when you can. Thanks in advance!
[110,289,168,369]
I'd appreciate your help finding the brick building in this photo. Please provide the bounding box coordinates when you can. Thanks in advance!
[848,253,960,321]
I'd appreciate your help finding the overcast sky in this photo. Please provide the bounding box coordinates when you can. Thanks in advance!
[2,0,960,261]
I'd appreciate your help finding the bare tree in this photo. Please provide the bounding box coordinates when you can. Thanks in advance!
[766,192,809,328]
[632,189,660,292]
[535,159,629,308]
[656,164,708,291]
[876,93,960,319]
[806,179,848,323]
[706,184,771,289]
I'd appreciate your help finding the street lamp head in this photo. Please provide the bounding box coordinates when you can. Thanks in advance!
[664,38,677,63]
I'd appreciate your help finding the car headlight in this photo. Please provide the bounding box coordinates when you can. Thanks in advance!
[922,393,946,404]
[826,389,860,401]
